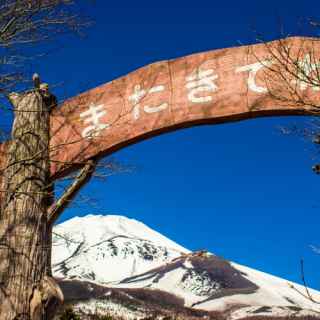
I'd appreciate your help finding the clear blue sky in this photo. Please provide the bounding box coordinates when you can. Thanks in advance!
[28,1,320,289]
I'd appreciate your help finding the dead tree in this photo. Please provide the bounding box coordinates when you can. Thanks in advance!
[0,1,93,319]
[0,84,61,319]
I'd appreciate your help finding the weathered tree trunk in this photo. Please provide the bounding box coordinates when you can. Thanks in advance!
[0,90,63,320]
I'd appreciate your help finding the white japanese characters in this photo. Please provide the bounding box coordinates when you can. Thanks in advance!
[236,60,273,93]
[185,69,218,103]
[128,84,168,120]
[292,54,320,91]
[80,103,109,138]
[79,55,320,141]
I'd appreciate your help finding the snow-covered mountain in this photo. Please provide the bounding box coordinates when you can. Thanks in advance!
[53,214,188,283]
[52,215,320,320]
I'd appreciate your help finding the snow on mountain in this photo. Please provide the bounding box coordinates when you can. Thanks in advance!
[52,214,320,319]
[116,252,259,308]
[203,261,320,311]
[52,214,188,283]
[116,251,320,313]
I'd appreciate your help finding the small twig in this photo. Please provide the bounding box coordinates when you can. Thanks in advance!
[288,259,320,304]
[300,259,319,303]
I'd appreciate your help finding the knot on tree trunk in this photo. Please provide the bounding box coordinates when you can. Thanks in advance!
[30,276,64,320]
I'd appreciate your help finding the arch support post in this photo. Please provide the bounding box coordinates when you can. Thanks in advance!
[0,89,63,320]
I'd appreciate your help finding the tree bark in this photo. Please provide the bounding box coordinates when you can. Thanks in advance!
[0,90,63,320]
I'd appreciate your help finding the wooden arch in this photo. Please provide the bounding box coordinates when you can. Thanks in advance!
[1,36,320,179]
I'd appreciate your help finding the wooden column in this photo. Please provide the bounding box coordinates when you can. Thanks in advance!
[0,90,63,320]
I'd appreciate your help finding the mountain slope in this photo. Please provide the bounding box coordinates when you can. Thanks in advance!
[116,252,320,312]
[116,252,259,307]
[53,214,188,283]
[52,214,320,319]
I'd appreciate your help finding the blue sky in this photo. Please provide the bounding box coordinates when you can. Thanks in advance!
[19,1,320,289]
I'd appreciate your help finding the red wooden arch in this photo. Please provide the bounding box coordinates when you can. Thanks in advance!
[1,36,319,179]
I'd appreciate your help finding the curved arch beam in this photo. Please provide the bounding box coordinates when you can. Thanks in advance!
[2,37,320,179]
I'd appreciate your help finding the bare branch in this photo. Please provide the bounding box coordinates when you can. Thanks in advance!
[48,159,97,226]
[288,259,320,304]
